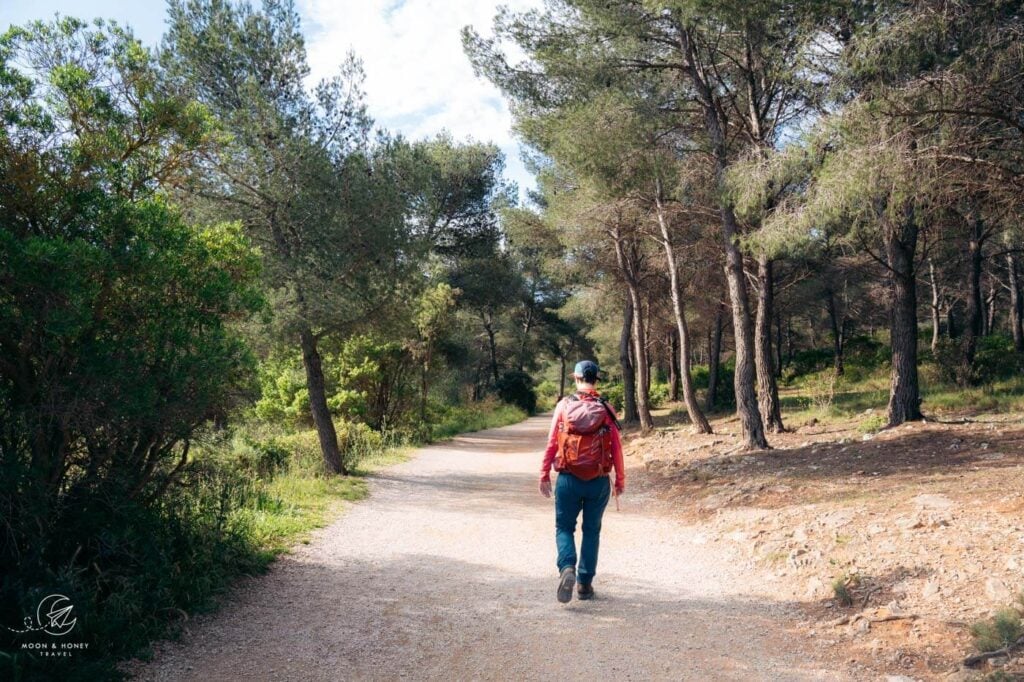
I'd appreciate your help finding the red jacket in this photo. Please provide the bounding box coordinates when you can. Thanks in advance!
[540,390,625,492]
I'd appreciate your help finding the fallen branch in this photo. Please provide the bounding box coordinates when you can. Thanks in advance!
[963,635,1024,667]
[828,611,917,628]
[861,586,882,608]
[866,613,916,623]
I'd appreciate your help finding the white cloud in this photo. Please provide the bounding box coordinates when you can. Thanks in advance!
[299,0,541,196]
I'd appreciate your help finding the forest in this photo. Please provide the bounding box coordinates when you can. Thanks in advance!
[2,0,1023,678]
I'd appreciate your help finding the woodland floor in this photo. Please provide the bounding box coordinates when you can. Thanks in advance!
[633,401,1024,680]
[127,416,866,681]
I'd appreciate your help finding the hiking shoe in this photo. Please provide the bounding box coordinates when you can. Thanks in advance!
[557,567,575,603]
[577,583,594,600]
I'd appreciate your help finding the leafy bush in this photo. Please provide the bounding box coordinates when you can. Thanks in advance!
[496,369,538,414]
[690,364,710,389]
[429,398,527,441]
[255,335,418,431]
[0,20,265,678]
[534,379,561,411]
[649,381,670,408]
[971,608,1024,653]
[600,382,625,413]
[270,423,384,475]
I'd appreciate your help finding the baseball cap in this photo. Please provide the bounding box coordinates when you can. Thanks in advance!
[572,360,600,382]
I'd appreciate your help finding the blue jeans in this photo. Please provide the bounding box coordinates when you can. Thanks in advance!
[555,472,611,585]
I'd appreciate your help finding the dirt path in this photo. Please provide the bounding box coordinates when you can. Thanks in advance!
[136,417,856,681]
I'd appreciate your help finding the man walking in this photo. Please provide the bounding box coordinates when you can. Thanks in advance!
[539,360,625,603]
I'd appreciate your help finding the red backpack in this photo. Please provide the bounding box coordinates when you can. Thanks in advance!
[555,392,619,480]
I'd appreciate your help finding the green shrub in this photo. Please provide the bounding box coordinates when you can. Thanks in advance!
[600,382,625,412]
[429,398,527,441]
[971,608,1024,653]
[691,364,710,389]
[649,381,669,408]
[270,423,384,475]
[496,370,538,414]
[858,413,887,434]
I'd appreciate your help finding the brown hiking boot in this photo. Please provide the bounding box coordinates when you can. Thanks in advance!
[577,583,594,600]
[557,567,575,603]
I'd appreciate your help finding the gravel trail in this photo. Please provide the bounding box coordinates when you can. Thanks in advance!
[136,416,852,681]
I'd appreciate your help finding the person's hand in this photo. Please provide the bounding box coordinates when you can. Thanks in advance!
[539,478,552,498]
[614,482,625,496]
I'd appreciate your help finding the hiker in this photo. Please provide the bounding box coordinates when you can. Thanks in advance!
[539,360,625,603]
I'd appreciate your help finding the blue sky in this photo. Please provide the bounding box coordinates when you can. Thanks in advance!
[0,0,539,196]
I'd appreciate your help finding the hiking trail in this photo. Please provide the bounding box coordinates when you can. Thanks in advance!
[135,416,855,681]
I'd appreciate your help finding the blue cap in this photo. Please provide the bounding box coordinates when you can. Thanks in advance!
[573,360,600,382]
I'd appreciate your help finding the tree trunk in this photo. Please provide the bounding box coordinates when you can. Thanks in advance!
[755,255,784,433]
[774,313,784,378]
[1008,252,1024,352]
[885,209,923,426]
[720,208,768,448]
[825,287,845,375]
[963,215,984,372]
[420,364,428,422]
[628,285,655,430]
[946,303,957,339]
[483,314,500,385]
[928,259,941,353]
[619,297,639,423]
[559,355,567,400]
[612,235,653,430]
[985,279,997,336]
[654,193,712,432]
[668,330,680,402]
[786,316,794,365]
[706,302,724,412]
[299,327,345,475]
[677,25,767,449]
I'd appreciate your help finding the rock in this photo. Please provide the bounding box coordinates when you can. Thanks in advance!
[986,577,1012,602]
[922,579,941,600]
[862,433,874,441]
[896,515,925,530]
[805,576,830,600]
[913,493,956,510]
[885,676,917,682]
[989,654,1009,667]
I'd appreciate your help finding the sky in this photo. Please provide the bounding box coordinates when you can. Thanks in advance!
[0,0,540,195]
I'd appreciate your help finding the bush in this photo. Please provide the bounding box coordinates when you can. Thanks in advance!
[429,398,527,441]
[267,423,384,475]
[534,379,560,411]
[496,370,538,414]
[600,382,625,413]
[858,413,887,434]
[649,381,669,408]
[971,608,1024,653]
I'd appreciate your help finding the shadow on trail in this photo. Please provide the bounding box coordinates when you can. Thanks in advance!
[369,470,544,518]
[143,552,825,682]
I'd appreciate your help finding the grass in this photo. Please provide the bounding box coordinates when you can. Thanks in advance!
[774,336,1024,425]
[236,401,525,563]
[832,573,859,607]
[429,399,528,441]
[4,399,524,681]
[239,474,370,558]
